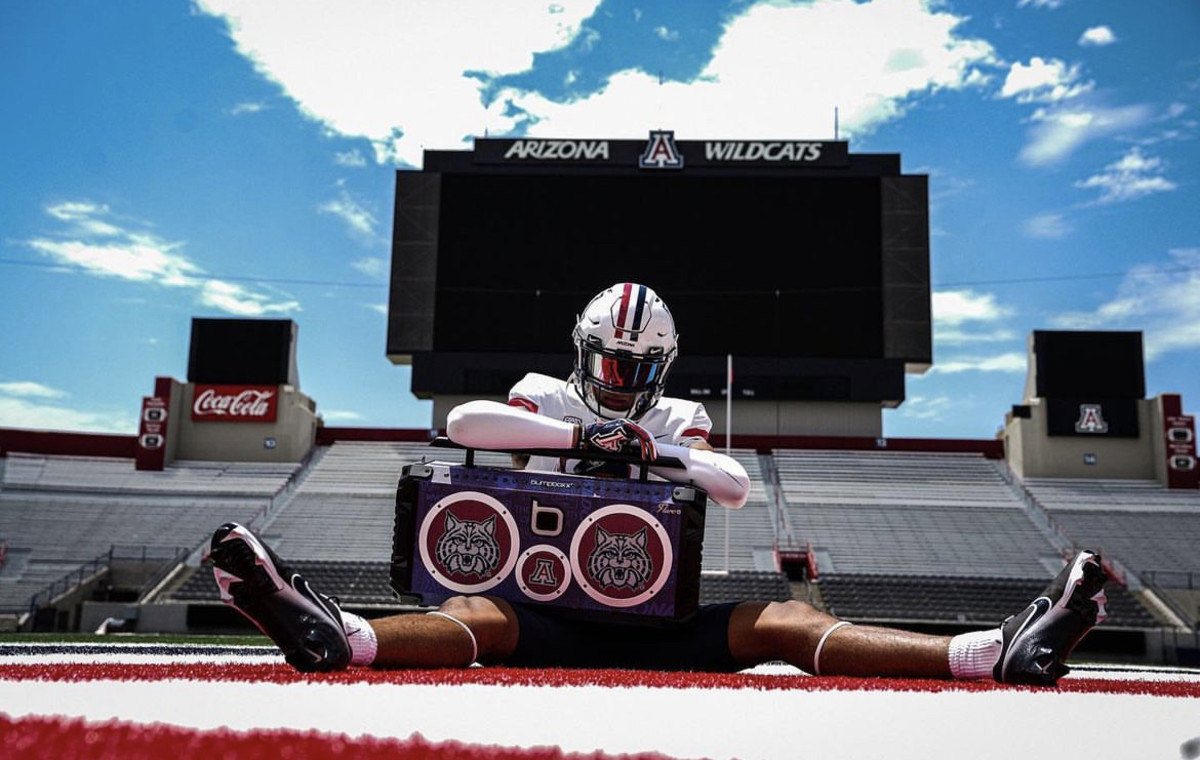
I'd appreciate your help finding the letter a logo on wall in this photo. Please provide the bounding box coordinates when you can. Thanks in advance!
[1075,404,1109,434]
[639,130,684,169]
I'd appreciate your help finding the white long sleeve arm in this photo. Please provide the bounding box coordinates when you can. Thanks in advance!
[445,399,751,510]
[446,399,579,450]
[651,443,750,510]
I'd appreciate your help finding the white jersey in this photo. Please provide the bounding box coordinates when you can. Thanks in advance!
[508,373,711,474]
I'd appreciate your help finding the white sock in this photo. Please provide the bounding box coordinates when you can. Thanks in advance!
[340,611,378,666]
[948,628,1002,680]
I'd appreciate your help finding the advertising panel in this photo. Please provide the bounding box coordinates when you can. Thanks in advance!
[191,384,278,422]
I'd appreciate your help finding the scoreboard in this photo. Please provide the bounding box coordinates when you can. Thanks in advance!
[387,133,931,404]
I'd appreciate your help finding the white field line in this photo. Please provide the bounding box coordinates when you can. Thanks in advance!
[1,677,1198,760]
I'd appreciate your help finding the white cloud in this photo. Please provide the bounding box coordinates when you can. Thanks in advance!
[352,256,388,279]
[1017,102,1153,166]
[0,381,68,399]
[28,236,200,283]
[193,0,997,166]
[932,289,1013,326]
[931,290,1017,347]
[512,0,997,143]
[194,0,601,167]
[1078,26,1116,47]
[1074,146,1177,204]
[999,57,1091,103]
[334,149,367,167]
[366,303,388,316]
[929,352,1026,374]
[654,26,679,42]
[319,409,365,422]
[229,101,267,115]
[318,188,380,243]
[0,396,135,433]
[1017,0,1065,8]
[198,279,300,316]
[1023,212,1072,239]
[896,394,953,421]
[25,201,299,316]
[1050,248,1200,360]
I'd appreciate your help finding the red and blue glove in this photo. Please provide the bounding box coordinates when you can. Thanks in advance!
[578,418,658,461]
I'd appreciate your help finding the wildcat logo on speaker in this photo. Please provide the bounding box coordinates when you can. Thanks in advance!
[570,504,673,608]
[418,491,519,594]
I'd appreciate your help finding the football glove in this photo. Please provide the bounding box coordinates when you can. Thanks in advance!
[579,418,658,461]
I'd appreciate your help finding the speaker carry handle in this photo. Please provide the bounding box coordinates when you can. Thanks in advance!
[428,436,685,482]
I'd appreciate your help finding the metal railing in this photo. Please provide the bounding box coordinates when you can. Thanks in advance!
[24,544,190,620]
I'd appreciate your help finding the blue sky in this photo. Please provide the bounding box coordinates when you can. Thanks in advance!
[1,0,1197,440]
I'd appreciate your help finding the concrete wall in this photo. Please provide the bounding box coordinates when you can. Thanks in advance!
[174,385,318,462]
[1003,398,1157,480]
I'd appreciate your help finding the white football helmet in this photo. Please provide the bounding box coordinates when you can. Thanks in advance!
[572,282,678,420]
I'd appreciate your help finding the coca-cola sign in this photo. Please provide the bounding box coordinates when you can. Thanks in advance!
[192,384,278,422]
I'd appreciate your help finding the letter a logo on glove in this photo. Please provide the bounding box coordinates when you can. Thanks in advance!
[582,419,658,461]
[591,427,629,452]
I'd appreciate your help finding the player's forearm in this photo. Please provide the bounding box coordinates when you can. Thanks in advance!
[446,399,578,450]
[650,443,750,510]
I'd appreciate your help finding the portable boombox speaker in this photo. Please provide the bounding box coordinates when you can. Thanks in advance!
[390,452,708,626]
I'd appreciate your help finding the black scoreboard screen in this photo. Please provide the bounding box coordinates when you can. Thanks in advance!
[387,136,931,403]
[433,173,882,358]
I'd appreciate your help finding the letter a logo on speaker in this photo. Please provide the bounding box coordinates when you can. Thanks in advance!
[639,130,684,169]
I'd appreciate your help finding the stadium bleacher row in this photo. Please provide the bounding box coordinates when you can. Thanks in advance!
[1,442,1197,646]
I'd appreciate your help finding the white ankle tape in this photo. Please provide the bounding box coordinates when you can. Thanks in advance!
[426,610,478,665]
[813,620,853,676]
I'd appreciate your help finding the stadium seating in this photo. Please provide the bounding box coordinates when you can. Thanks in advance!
[0,442,1175,647]
[774,449,1062,578]
[700,449,781,572]
[0,454,299,616]
[818,573,1157,628]
[1021,477,1200,589]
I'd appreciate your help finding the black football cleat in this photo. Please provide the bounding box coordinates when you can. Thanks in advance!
[994,550,1108,686]
[208,522,351,672]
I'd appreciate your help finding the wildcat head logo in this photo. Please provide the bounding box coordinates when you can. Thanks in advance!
[434,512,500,579]
[571,505,673,608]
[419,491,519,594]
[587,526,652,592]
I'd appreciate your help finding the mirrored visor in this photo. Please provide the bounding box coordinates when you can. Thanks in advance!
[585,352,663,390]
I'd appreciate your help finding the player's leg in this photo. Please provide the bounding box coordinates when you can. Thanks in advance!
[369,595,520,668]
[728,600,954,678]
[728,550,1108,685]
[209,522,519,671]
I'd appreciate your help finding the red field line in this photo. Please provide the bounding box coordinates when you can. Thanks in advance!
[0,713,678,760]
[2,663,1197,698]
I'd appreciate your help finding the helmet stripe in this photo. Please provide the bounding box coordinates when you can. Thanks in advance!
[614,282,633,339]
[629,283,648,336]
[613,282,649,340]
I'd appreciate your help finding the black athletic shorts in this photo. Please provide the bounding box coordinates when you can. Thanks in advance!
[506,602,741,672]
